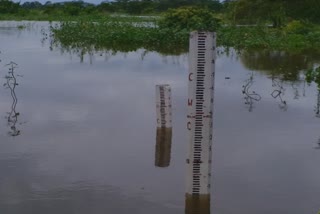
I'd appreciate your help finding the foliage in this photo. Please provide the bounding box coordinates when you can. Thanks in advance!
[225,0,320,26]
[225,0,286,27]
[306,66,320,88]
[217,25,320,52]
[0,0,20,14]
[284,20,315,35]
[48,14,320,57]
[158,7,221,31]
[0,0,319,26]
[0,0,223,17]
[50,19,189,55]
[285,0,320,24]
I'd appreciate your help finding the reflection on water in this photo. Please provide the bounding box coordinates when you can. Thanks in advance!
[315,90,320,118]
[291,82,300,100]
[185,195,210,214]
[3,62,22,137]
[240,50,320,81]
[271,78,287,111]
[242,73,261,112]
[315,138,320,149]
[155,128,172,167]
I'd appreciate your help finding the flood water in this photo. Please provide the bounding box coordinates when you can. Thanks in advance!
[0,21,320,214]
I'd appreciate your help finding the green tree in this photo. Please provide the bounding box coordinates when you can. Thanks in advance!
[0,0,20,14]
[21,1,43,9]
[226,0,320,25]
[285,0,320,23]
[227,0,286,27]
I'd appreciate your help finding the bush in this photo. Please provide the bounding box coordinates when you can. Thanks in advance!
[284,20,313,35]
[158,7,220,32]
[306,66,320,88]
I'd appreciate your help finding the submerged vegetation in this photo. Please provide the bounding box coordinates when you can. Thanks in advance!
[306,66,320,88]
[50,7,320,56]
[2,0,320,84]
[1,0,320,55]
[50,19,189,55]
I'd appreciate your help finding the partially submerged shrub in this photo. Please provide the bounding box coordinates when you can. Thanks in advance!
[158,7,220,32]
[306,66,320,87]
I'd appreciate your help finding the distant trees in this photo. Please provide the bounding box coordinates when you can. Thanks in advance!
[96,0,223,14]
[1,0,319,24]
[285,0,320,23]
[0,0,224,16]
[225,0,286,27]
[0,0,20,14]
[226,0,320,26]
[21,1,42,9]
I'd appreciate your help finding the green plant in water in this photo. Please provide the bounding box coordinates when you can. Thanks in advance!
[49,8,320,59]
[50,18,190,56]
[306,66,320,88]
[17,24,26,29]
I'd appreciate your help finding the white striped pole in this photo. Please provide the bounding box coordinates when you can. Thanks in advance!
[156,84,172,128]
[155,84,172,167]
[185,32,216,214]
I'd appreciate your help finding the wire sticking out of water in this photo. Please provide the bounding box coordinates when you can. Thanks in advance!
[271,78,287,111]
[242,73,261,112]
[3,62,21,137]
[315,90,320,118]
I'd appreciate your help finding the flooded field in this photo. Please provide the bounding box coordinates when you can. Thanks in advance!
[0,21,320,214]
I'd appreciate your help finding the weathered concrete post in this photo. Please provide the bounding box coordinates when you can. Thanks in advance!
[185,32,216,214]
[155,84,172,167]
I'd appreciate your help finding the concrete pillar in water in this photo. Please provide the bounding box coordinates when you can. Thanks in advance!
[155,84,172,167]
[185,32,216,214]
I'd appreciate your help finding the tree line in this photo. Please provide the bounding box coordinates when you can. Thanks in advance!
[225,0,320,26]
[0,0,223,16]
[0,0,319,25]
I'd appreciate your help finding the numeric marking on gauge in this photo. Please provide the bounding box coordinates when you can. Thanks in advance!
[156,85,172,128]
[186,32,216,199]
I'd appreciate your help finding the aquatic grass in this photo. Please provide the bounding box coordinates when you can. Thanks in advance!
[306,66,320,89]
[50,19,189,55]
[49,9,320,56]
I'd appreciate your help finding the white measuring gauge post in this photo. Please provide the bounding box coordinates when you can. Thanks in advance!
[155,84,173,167]
[156,84,172,128]
[185,32,216,214]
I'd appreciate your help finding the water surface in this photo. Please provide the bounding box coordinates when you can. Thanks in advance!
[0,21,320,214]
